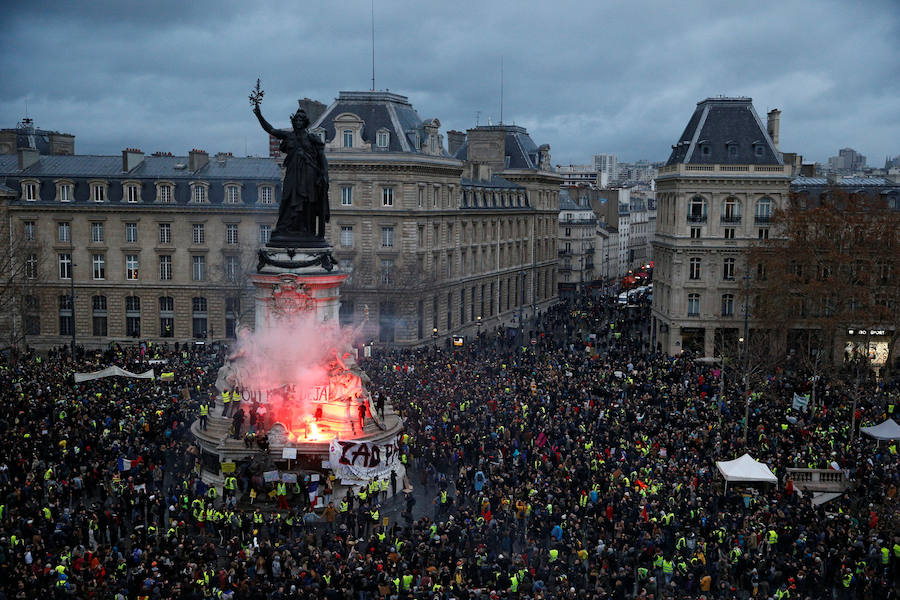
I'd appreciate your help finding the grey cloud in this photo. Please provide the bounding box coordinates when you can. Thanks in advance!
[2,0,898,165]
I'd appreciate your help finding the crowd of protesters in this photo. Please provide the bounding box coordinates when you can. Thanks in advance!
[0,293,897,600]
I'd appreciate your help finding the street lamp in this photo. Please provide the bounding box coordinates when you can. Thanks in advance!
[70,260,76,361]
[476,315,482,340]
[432,327,438,349]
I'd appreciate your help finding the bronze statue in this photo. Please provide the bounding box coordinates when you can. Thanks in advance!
[251,80,329,246]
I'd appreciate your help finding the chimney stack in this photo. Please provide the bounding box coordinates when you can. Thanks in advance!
[122,148,144,172]
[17,147,39,170]
[767,109,781,150]
[189,148,209,172]
[447,130,466,156]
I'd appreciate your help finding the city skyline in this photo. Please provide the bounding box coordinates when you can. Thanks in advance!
[2,0,898,165]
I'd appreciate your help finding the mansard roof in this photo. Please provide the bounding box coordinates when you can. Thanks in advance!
[558,187,595,211]
[451,125,545,170]
[0,154,281,180]
[312,91,448,155]
[666,97,782,166]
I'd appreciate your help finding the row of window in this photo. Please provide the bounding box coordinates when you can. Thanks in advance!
[46,252,250,282]
[686,293,737,317]
[697,141,766,158]
[686,196,773,223]
[339,128,390,149]
[689,226,770,240]
[34,294,239,339]
[688,257,738,281]
[21,180,274,205]
[31,221,272,246]
[335,185,534,211]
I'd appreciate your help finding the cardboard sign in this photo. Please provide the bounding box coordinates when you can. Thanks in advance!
[221,462,236,473]
[282,447,297,460]
[263,470,281,483]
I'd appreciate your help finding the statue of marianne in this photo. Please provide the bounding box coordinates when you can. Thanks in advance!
[251,82,329,245]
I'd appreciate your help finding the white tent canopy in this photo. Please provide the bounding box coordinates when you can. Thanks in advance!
[861,418,900,441]
[716,453,777,484]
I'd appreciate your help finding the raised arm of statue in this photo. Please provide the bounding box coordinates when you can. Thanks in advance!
[253,106,286,140]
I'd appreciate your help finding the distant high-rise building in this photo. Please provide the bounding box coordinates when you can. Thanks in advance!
[827,147,866,173]
[593,153,618,183]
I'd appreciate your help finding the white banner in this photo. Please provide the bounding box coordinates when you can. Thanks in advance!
[328,437,401,481]
[792,392,809,412]
[74,366,155,383]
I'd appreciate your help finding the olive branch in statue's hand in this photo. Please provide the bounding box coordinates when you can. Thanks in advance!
[249,78,265,109]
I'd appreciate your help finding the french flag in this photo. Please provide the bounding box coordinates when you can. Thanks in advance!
[117,458,133,472]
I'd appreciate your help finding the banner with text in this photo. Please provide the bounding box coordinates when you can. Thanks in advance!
[328,437,401,481]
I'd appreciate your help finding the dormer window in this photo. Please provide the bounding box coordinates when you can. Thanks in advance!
[22,180,39,202]
[57,181,73,203]
[376,130,389,148]
[258,184,274,204]
[124,182,141,203]
[156,182,174,203]
[225,183,241,204]
[191,182,208,203]
[342,130,353,148]
[727,143,738,158]
[90,181,108,203]
[700,144,711,157]
[754,144,764,157]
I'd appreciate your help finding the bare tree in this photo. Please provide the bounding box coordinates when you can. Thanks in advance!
[0,217,44,347]
[215,245,258,336]
[749,187,900,380]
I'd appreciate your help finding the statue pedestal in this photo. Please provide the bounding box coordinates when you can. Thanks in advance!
[250,246,347,327]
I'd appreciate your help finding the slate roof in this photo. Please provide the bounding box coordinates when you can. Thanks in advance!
[460,175,522,190]
[558,188,595,211]
[666,97,782,166]
[312,91,448,156]
[0,154,281,180]
[791,176,896,187]
[0,153,282,206]
[452,125,544,170]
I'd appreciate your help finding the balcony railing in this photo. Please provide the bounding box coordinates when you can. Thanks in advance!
[563,217,598,225]
[755,215,772,224]
[720,215,742,223]
[687,214,707,223]
[559,265,572,273]
[558,249,573,257]
[657,163,792,176]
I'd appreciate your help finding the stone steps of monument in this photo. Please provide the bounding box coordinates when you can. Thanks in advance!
[192,408,401,452]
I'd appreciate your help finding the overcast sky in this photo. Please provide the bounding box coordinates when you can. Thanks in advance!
[2,1,898,166]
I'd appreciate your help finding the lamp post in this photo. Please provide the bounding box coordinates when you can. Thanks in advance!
[519,271,526,346]
[432,327,438,350]
[476,315,482,342]
[69,260,76,361]
[741,267,751,446]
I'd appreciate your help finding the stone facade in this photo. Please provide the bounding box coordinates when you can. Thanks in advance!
[0,91,561,350]
[650,97,793,356]
[0,148,280,348]
[557,187,597,298]
[318,93,560,346]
